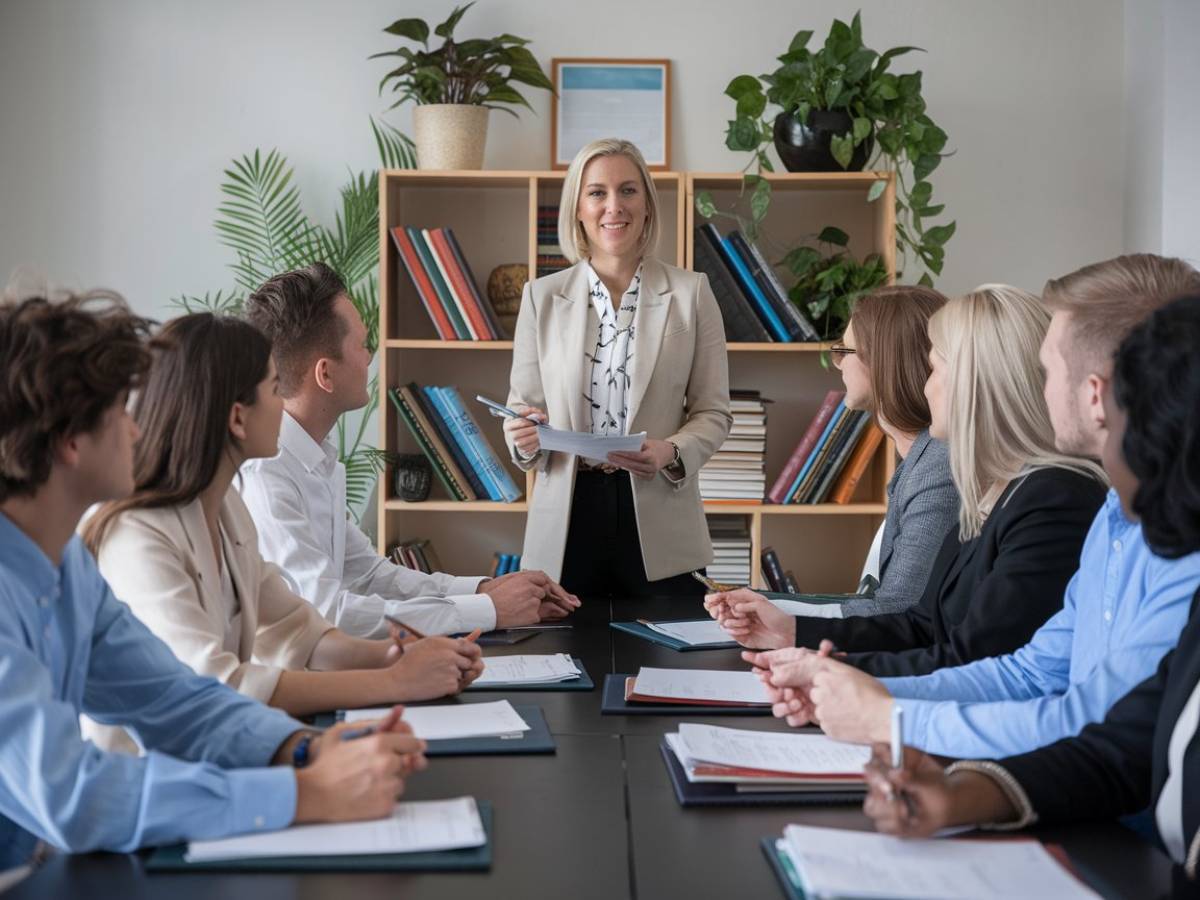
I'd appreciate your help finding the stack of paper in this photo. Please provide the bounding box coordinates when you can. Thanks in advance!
[666,723,868,792]
[643,619,738,647]
[343,700,529,740]
[700,391,767,501]
[185,797,486,863]
[626,667,771,707]
[473,653,581,685]
[771,823,1100,899]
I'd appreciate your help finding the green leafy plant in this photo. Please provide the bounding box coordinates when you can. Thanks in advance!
[371,2,553,115]
[172,147,399,516]
[782,227,889,340]
[712,11,955,285]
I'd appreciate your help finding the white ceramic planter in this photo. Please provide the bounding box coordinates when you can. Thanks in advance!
[412,104,489,170]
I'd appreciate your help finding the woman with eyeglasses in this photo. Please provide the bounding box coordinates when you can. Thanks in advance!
[705,285,958,638]
[707,286,1107,678]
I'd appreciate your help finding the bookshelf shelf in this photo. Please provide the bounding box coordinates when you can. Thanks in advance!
[378,168,895,591]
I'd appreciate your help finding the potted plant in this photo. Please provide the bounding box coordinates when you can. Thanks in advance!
[372,2,554,170]
[716,11,955,285]
[782,227,889,340]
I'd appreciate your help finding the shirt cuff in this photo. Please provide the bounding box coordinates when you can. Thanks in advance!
[452,593,498,632]
[447,575,488,596]
[225,765,298,834]
[242,706,308,766]
[943,760,1038,830]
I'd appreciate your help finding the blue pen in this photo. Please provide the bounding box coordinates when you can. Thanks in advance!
[340,724,378,741]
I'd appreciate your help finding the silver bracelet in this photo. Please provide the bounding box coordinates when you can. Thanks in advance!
[944,759,1038,830]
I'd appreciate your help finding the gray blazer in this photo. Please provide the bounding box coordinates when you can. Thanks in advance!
[840,429,958,616]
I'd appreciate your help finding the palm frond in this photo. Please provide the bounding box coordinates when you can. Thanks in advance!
[215,149,316,291]
[345,274,381,355]
[318,170,380,292]
[370,116,418,169]
[343,445,390,515]
[168,289,245,315]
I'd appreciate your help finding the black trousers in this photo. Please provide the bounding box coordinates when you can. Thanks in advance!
[558,469,705,600]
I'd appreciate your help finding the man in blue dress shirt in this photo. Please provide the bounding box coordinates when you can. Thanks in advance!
[0,292,426,882]
[747,254,1200,757]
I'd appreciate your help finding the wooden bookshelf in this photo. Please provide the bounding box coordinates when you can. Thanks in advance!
[378,168,896,591]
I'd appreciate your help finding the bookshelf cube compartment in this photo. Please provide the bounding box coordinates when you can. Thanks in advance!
[757,515,884,593]
[381,506,527,583]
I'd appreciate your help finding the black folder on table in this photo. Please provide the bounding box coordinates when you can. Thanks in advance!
[333,704,554,757]
[600,674,770,716]
[660,741,865,808]
[466,657,594,692]
[609,620,740,652]
[144,801,494,872]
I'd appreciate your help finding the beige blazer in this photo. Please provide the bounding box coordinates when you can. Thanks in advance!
[92,487,335,707]
[506,257,732,581]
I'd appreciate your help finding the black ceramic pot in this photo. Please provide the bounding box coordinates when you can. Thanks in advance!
[393,453,433,502]
[773,109,873,172]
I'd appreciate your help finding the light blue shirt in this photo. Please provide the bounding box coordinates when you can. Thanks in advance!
[0,512,301,869]
[885,489,1200,758]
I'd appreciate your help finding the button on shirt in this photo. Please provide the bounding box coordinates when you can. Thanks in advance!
[885,489,1200,757]
[240,413,494,638]
[0,512,300,869]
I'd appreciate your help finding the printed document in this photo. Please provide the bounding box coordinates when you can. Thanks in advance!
[535,424,646,463]
[343,700,529,740]
[632,667,771,704]
[676,723,870,775]
[644,619,738,645]
[473,653,581,685]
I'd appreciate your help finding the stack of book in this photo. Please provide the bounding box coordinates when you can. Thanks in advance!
[390,225,506,340]
[388,539,443,574]
[767,390,885,505]
[489,552,522,577]
[700,390,767,502]
[389,383,523,503]
[536,205,570,277]
[692,223,821,343]
[706,516,752,586]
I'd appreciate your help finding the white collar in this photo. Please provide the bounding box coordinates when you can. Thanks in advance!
[277,411,337,474]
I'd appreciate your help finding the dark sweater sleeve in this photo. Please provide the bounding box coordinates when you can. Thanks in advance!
[793,580,941,653]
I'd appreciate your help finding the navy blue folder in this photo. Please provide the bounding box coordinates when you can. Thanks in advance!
[600,674,771,717]
[144,801,494,872]
[660,740,865,807]
[609,620,740,652]
[333,704,555,757]
[466,657,594,692]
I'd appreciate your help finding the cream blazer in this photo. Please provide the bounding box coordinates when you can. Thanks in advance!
[506,257,732,581]
[85,487,334,752]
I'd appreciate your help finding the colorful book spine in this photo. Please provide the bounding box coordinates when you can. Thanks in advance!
[738,232,822,341]
[399,383,478,501]
[694,225,772,343]
[439,387,522,503]
[406,227,470,339]
[423,386,500,501]
[782,400,846,503]
[443,228,506,340]
[760,546,787,593]
[720,235,791,342]
[808,412,871,503]
[390,227,456,340]
[829,422,886,504]
[387,388,466,500]
[767,390,844,503]
[409,382,487,500]
[430,228,494,340]
[421,228,480,340]
[795,408,861,504]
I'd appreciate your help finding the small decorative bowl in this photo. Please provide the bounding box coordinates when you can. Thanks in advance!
[393,453,433,502]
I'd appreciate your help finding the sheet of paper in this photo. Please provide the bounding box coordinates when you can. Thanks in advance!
[767,597,845,619]
[473,653,581,685]
[343,700,529,740]
[644,619,738,645]
[185,797,486,862]
[632,667,771,704]
[781,824,1100,900]
[677,723,870,775]
[535,424,647,464]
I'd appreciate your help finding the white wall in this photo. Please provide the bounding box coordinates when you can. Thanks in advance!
[1,0,1126,317]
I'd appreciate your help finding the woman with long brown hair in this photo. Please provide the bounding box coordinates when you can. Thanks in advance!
[82,313,482,744]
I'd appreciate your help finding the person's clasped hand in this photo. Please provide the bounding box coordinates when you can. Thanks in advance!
[479,570,581,626]
[703,588,796,649]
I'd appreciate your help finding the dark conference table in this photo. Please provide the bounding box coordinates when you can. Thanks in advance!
[12,597,1182,899]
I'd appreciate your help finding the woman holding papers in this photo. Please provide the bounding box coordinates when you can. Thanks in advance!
[503,138,732,597]
[708,286,1107,675]
[861,296,1200,885]
[81,314,483,750]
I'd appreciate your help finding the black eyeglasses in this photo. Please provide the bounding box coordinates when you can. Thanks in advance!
[829,344,857,364]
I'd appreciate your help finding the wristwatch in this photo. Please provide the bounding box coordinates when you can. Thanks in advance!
[292,731,319,768]
[667,441,683,473]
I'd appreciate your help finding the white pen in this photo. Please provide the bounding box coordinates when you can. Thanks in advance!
[891,704,903,769]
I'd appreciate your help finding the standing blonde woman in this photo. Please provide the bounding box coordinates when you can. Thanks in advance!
[713,286,1107,676]
[504,139,732,598]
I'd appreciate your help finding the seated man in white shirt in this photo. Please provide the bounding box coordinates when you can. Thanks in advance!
[241,263,580,638]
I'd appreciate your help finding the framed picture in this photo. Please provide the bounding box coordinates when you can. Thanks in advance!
[551,58,671,170]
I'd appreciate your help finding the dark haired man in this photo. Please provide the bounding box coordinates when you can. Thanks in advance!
[242,263,579,638]
[0,292,425,886]
[748,254,1200,760]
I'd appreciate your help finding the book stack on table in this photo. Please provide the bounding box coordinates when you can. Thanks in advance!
[700,390,767,502]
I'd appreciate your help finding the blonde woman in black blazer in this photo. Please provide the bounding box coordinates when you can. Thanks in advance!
[504,139,732,598]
